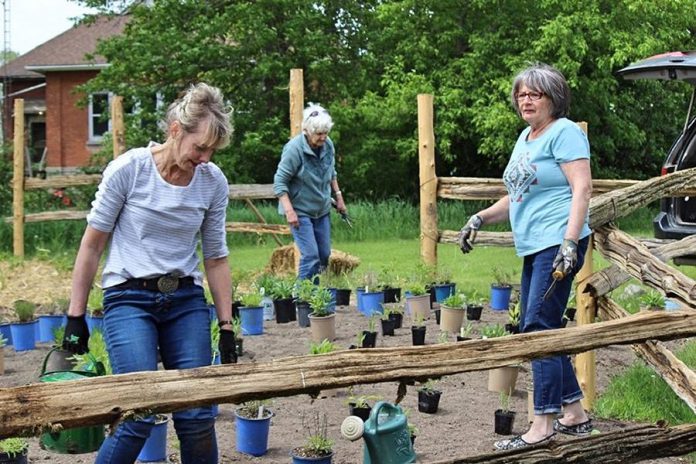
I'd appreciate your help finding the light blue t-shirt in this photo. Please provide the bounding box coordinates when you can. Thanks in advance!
[502,118,591,257]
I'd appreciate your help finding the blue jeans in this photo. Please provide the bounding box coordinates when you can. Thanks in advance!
[519,237,589,415]
[291,214,331,280]
[95,285,217,464]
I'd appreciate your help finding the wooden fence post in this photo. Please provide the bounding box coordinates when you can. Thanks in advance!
[418,94,437,266]
[111,95,125,158]
[289,69,304,138]
[575,120,596,409]
[12,99,25,258]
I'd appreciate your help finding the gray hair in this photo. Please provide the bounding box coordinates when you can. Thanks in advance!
[301,103,333,135]
[511,63,570,119]
[163,82,233,149]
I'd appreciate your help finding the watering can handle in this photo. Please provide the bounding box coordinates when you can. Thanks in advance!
[369,401,399,434]
[40,346,105,376]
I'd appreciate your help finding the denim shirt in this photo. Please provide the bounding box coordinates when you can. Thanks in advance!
[273,133,337,218]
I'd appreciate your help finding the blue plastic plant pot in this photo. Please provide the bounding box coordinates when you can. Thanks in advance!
[0,322,13,346]
[356,287,365,312]
[38,315,66,344]
[10,322,36,351]
[235,410,273,457]
[86,315,104,334]
[433,284,456,303]
[137,416,168,462]
[291,452,334,464]
[361,292,384,317]
[665,298,681,310]
[240,306,264,335]
[490,285,512,311]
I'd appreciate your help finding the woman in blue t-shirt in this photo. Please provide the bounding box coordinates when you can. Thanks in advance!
[458,63,593,450]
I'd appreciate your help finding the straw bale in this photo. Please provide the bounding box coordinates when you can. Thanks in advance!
[266,245,360,276]
[0,260,71,321]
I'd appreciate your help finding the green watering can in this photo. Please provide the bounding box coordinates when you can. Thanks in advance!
[341,401,416,464]
[39,347,106,454]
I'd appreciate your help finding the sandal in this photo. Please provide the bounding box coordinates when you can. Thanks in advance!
[494,433,556,451]
[553,418,593,436]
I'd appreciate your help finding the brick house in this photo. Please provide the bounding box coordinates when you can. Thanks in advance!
[0,15,128,175]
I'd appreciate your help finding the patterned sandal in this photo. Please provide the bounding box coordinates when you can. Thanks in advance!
[494,433,556,451]
[553,418,593,436]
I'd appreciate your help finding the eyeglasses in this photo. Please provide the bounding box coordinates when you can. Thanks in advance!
[515,91,544,102]
[306,109,328,119]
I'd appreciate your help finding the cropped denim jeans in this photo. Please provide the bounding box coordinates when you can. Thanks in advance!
[292,213,331,280]
[519,237,589,416]
[95,284,217,464]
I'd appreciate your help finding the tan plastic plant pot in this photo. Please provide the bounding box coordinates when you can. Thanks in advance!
[439,306,465,333]
[487,365,519,395]
[407,294,431,321]
[308,313,336,342]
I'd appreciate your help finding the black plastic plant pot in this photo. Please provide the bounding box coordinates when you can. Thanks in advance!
[381,318,395,336]
[565,307,576,321]
[434,308,441,325]
[235,338,244,357]
[274,298,295,324]
[335,289,351,306]
[362,330,377,348]
[418,389,442,414]
[456,336,471,342]
[388,312,403,329]
[0,449,28,464]
[427,285,436,306]
[504,323,520,334]
[232,300,242,319]
[494,409,516,435]
[383,287,402,303]
[349,403,372,422]
[466,305,483,321]
[411,326,426,346]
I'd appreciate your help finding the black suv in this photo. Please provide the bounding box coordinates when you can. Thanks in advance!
[618,52,696,245]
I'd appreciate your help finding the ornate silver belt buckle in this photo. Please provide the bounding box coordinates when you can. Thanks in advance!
[157,275,179,293]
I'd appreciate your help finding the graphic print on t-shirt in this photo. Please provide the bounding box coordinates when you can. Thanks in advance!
[503,151,537,203]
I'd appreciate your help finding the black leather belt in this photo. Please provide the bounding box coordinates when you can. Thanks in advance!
[113,275,195,293]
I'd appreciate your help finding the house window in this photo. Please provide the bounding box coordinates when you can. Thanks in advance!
[88,93,110,141]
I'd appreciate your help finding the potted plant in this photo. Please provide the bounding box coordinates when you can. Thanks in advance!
[345,388,382,422]
[405,282,430,321]
[296,279,316,328]
[494,392,516,435]
[308,286,336,342]
[411,312,426,346]
[490,267,514,311]
[431,267,456,303]
[439,293,466,334]
[362,317,378,348]
[417,379,442,414]
[309,338,337,355]
[0,334,6,375]
[379,265,402,303]
[383,301,404,329]
[0,317,11,348]
[482,324,519,395]
[358,270,384,317]
[465,290,485,321]
[38,297,68,344]
[505,301,521,334]
[231,316,244,357]
[331,272,353,307]
[86,287,105,333]
[10,299,37,351]
[0,437,28,464]
[291,411,334,464]
[640,290,666,311]
[272,277,296,323]
[235,400,273,457]
[256,273,278,321]
[348,331,366,350]
[380,306,396,336]
[456,321,474,342]
[239,288,264,335]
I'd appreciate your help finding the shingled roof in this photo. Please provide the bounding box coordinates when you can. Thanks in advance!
[0,15,128,79]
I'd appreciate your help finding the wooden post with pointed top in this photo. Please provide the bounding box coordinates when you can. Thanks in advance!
[290,69,304,138]
[418,94,437,267]
[574,121,596,410]
[111,95,125,158]
[12,99,25,258]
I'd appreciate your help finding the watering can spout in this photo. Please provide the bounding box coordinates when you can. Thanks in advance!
[341,416,365,441]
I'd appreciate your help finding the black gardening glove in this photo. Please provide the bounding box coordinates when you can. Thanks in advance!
[219,329,238,364]
[552,239,578,278]
[62,314,90,354]
[457,214,483,254]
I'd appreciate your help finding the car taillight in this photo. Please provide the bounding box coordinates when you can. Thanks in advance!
[661,167,668,176]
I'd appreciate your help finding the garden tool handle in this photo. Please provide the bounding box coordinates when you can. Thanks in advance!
[552,269,565,280]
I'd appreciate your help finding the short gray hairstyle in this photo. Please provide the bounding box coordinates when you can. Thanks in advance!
[163,82,233,149]
[301,103,333,135]
[511,63,570,119]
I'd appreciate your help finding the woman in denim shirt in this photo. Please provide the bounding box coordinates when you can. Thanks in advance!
[458,63,593,450]
[273,103,347,280]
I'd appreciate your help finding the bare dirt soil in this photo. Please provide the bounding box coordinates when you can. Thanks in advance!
[0,259,690,463]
